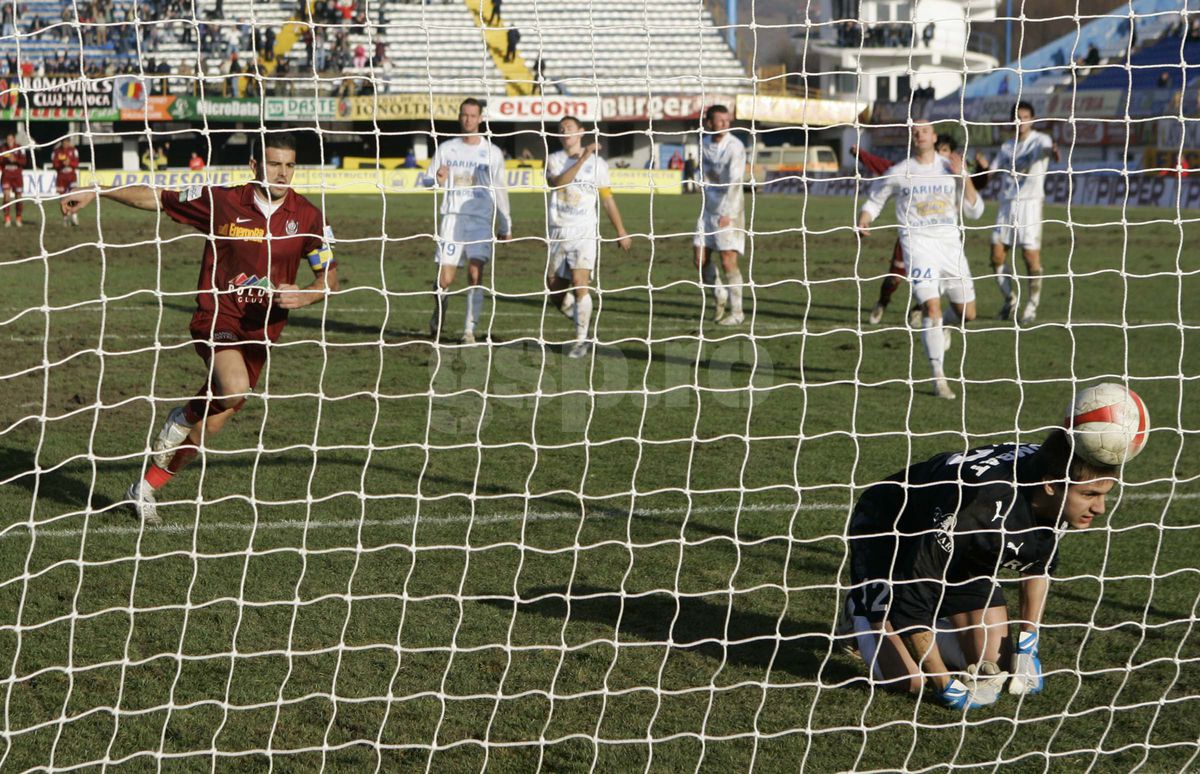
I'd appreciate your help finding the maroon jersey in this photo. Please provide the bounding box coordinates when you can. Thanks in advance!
[1,143,26,185]
[53,146,79,189]
[160,183,334,343]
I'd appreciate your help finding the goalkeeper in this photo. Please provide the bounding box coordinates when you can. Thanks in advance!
[61,133,338,525]
[843,428,1118,709]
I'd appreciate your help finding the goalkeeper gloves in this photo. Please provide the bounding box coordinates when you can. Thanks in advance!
[1008,630,1044,696]
[938,674,1001,711]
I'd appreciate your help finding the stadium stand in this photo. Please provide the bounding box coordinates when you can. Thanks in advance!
[0,0,746,96]
[963,0,1192,96]
[1076,20,1200,91]
[488,0,748,95]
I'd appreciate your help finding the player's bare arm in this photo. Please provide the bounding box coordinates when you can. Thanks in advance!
[275,265,340,310]
[601,193,632,251]
[62,185,162,215]
[546,143,599,188]
[857,210,873,237]
[951,152,980,206]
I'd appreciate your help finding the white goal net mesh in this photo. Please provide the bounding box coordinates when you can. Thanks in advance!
[0,0,1197,769]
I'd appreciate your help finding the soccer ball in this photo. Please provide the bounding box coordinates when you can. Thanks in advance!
[1065,383,1150,467]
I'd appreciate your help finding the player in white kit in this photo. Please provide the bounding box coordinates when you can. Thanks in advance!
[545,115,633,359]
[693,104,747,326]
[427,98,512,344]
[974,101,1059,324]
[858,120,985,400]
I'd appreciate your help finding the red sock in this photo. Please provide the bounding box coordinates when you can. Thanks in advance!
[15,201,22,219]
[877,275,901,306]
[167,441,200,475]
[144,464,173,491]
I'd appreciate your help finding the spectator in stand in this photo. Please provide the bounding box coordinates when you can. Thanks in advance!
[683,153,696,193]
[1158,70,1173,88]
[276,56,292,94]
[1189,16,1200,41]
[531,56,545,94]
[922,21,935,46]
[142,144,167,171]
[403,148,416,168]
[486,0,500,26]
[504,26,519,62]
[373,39,386,67]
[353,43,366,68]
[264,26,275,54]
[224,51,242,97]
[189,151,206,170]
[1084,43,1100,67]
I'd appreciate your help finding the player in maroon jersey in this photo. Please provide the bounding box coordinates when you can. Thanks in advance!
[62,133,340,525]
[1,132,28,228]
[853,135,968,325]
[52,138,81,226]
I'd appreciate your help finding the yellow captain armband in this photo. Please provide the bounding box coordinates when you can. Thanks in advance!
[598,187,614,200]
[307,246,334,271]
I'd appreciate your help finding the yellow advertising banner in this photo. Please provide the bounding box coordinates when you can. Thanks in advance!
[735,94,861,127]
[81,167,683,195]
[336,94,464,122]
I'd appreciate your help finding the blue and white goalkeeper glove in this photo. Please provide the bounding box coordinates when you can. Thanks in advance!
[1008,630,1043,696]
[939,675,1001,711]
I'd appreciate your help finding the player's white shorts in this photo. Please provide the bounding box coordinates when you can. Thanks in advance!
[692,212,745,254]
[549,228,597,278]
[901,234,976,306]
[436,214,493,266]
[991,198,1043,250]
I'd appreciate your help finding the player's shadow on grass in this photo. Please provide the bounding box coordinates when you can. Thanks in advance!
[0,447,116,512]
[486,583,859,683]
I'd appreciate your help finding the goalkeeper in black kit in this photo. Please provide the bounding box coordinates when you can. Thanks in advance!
[843,428,1119,710]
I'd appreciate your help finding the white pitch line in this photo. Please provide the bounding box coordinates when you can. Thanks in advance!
[2,492,1194,541]
[3,501,843,541]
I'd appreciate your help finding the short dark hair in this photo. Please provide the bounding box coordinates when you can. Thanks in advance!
[249,132,298,163]
[705,104,731,122]
[1033,428,1119,484]
[559,114,582,129]
[935,133,958,153]
[1016,100,1036,118]
[460,97,484,113]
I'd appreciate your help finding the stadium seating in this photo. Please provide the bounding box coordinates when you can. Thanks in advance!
[963,0,1184,96]
[1077,30,1200,91]
[0,0,747,95]
[481,0,748,94]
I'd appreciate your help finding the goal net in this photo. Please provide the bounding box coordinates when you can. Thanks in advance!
[0,0,1196,769]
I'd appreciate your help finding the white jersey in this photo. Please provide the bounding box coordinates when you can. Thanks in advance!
[990,130,1053,202]
[547,149,611,235]
[428,137,512,233]
[700,133,745,220]
[861,155,985,242]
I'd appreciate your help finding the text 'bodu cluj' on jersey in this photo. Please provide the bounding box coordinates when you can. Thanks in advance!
[700,133,745,219]
[547,150,611,235]
[990,130,1054,202]
[426,138,513,234]
[861,155,986,240]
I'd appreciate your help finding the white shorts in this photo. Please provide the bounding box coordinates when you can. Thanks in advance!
[901,234,976,306]
[436,214,493,266]
[991,199,1043,250]
[692,212,745,254]
[549,229,597,278]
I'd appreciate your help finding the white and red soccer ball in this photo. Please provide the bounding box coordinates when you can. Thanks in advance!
[1065,383,1150,467]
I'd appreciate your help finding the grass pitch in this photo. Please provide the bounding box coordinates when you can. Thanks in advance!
[0,190,1198,771]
